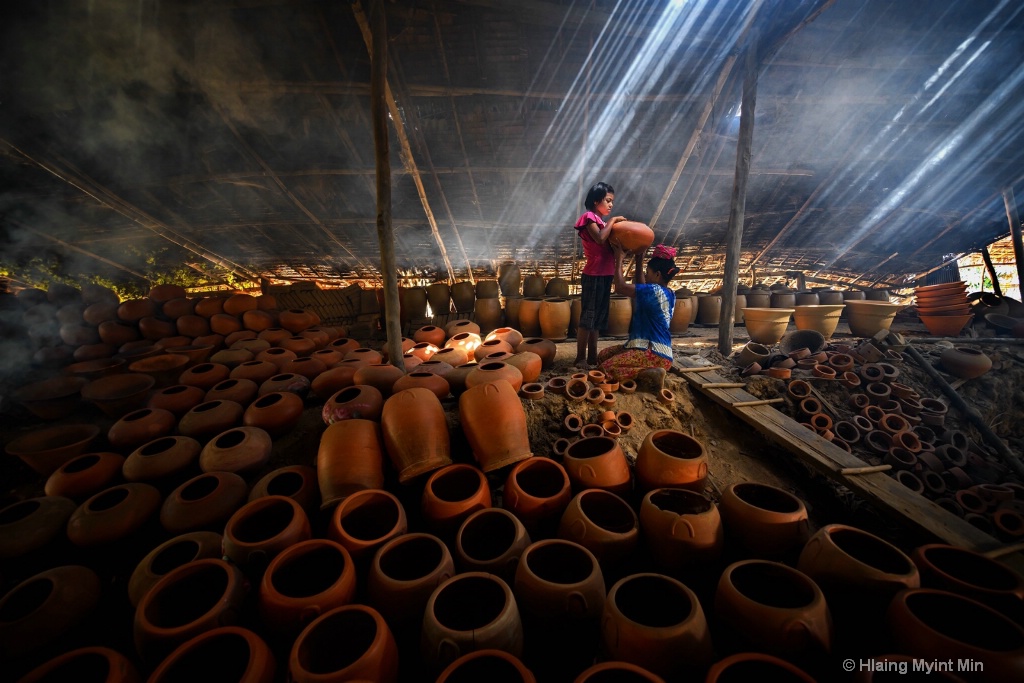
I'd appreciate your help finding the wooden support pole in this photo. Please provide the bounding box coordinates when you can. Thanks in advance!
[673,365,724,373]
[731,397,784,407]
[1004,188,1024,295]
[904,344,1024,478]
[841,464,892,476]
[369,0,404,369]
[719,29,758,356]
[981,246,1002,296]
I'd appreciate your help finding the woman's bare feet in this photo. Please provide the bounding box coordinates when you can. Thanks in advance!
[574,357,589,369]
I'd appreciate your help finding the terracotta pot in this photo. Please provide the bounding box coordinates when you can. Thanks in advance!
[427,283,452,315]
[696,295,723,326]
[503,457,572,534]
[311,363,363,400]
[351,363,405,397]
[455,508,531,584]
[450,282,475,314]
[108,408,177,452]
[159,473,249,536]
[44,452,125,501]
[459,380,532,471]
[414,325,447,347]
[432,346,471,368]
[793,304,846,339]
[911,543,1024,620]
[742,308,794,344]
[256,347,299,370]
[515,538,604,620]
[289,605,399,683]
[718,482,810,560]
[505,297,523,330]
[128,530,225,607]
[199,426,273,475]
[278,309,314,334]
[0,496,76,566]
[392,371,451,400]
[558,489,639,570]
[421,464,492,538]
[498,263,522,297]
[562,437,631,495]
[178,362,231,391]
[66,483,162,548]
[844,300,902,337]
[714,559,832,658]
[123,435,201,486]
[574,661,665,682]
[705,653,816,683]
[147,626,275,683]
[538,298,571,341]
[939,346,992,379]
[133,558,249,664]
[475,297,503,335]
[366,532,455,629]
[318,419,385,506]
[17,645,143,683]
[177,400,245,441]
[321,385,384,426]
[639,488,724,572]
[327,488,408,562]
[606,296,632,336]
[176,315,211,339]
[601,573,713,679]
[280,356,327,381]
[205,378,259,407]
[230,361,280,387]
[886,589,1024,682]
[437,649,535,683]
[445,319,481,338]
[242,391,304,437]
[13,376,88,420]
[421,572,524,674]
[249,465,319,513]
[517,297,543,336]
[0,565,102,662]
[5,424,102,476]
[82,374,156,418]
[222,495,311,577]
[381,387,452,483]
[62,356,127,382]
[635,430,708,493]
[128,353,192,388]
[609,220,654,253]
[258,539,357,640]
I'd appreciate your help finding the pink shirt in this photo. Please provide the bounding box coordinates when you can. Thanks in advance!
[575,211,615,276]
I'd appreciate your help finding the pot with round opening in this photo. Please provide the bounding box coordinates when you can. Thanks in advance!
[718,482,810,561]
[639,488,724,572]
[635,430,708,493]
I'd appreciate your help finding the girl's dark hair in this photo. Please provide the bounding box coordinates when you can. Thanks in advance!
[648,257,679,283]
[584,182,615,211]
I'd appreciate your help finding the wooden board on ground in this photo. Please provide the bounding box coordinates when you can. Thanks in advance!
[673,357,1007,554]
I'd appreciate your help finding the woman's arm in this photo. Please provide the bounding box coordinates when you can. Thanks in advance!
[634,248,647,285]
[610,242,636,297]
[585,215,625,244]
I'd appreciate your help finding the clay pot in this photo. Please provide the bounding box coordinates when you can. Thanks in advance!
[459,380,532,472]
[161,473,253,536]
[44,452,125,501]
[0,496,76,567]
[538,298,571,341]
[505,351,543,383]
[696,295,723,326]
[515,538,605,620]
[517,297,543,336]
[321,385,384,426]
[575,661,665,682]
[230,361,280,387]
[123,435,201,486]
[381,388,452,484]
[421,572,524,674]
[278,309,314,334]
[82,374,156,418]
[328,489,408,562]
[607,296,632,336]
[133,558,249,664]
[609,220,654,253]
[705,653,816,683]
[450,282,476,314]
[793,304,846,339]
[318,419,385,506]
[13,376,88,420]
[714,559,832,658]
[911,543,1024,620]
[178,400,245,441]
[257,347,298,370]
[635,430,708,493]
[128,530,225,607]
[205,378,259,407]
[475,297,503,335]
[886,589,1024,683]
[289,605,399,683]
[437,649,536,683]
[5,424,102,476]
[427,283,452,315]
[66,483,162,549]
[242,391,304,437]
[222,495,312,576]
[557,489,639,571]
[562,437,631,495]
[281,356,327,381]
[258,539,357,640]
[421,464,492,538]
[498,263,522,297]
[17,645,143,683]
[249,465,319,513]
[366,532,454,630]
[351,363,404,397]
[844,300,902,337]
[465,361,523,392]
[718,482,810,560]
[939,346,992,379]
[639,488,724,572]
[601,573,713,680]
[670,292,692,335]
[147,626,274,683]
[455,508,532,584]
[502,457,573,534]
[199,426,273,475]
[414,325,446,347]
[433,346,471,368]
[741,308,794,344]
[0,565,102,662]
[393,371,451,400]
[62,356,127,382]
[108,408,177,451]
[178,362,231,391]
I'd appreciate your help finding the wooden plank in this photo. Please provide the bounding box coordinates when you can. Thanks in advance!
[673,358,1006,553]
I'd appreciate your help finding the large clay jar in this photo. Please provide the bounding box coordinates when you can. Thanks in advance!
[696,295,723,326]
[122,435,201,487]
[939,346,992,379]
[367,532,455,632]
[475,297,503,335]
[318,419,385,507]
[328,489,408,563]
[503,457,572,535]
[797,524,920,649]
[5,423,102,477]
[609,221,654,253]
[230,361,279,386]
[17,645,144,683]
[421,572,524,674]
[82,373,156,419]
[249,466,320,514]
[545,277,570,298]
[13,376,87,420]
[558,489,639,572]
[242,391,304,437]
[133,558,249,664]
[522,274,545,298]
[886,589,1024,683]
[517,297,543,337]
[393,371,450,400]
[539,298,571,341]
[177,400,245,441]
[178,362,231,391]
[504,297,523,330]
[635,430,708,493]
[44,452,125,501]
[714,559,832,659]
[436,649,535,683]
[322,384,384,425]
[147,626,275,683]
[742,308,794,344]
[199,426,273,475]
[670,292,692,335]
[258,538,357,641]
[793,304,846,339]
[575,661,665,682]
[562,437,631,495]
[381,388,452,484]
[278,309,314,334]
[421,464,492,538]
[0,496,76,574]
[289,604,399,683]
[128,530,225,607]
[451,282,476,314]
[222,495,312,577]
[459,380,532,472]
[705,653,816,683]
[66,483,162,549]
[414,325,446,347]
[205,378,258,407]
[601,573,713,680]
[639,488,724,572]
[516,338,556,369]
[159,472,247,537]
[718,482,810,560]
[455,508,531,584]
[445,319,481,338]
[427,283,452,316]
[0,565,102,662]
[607,296,632,336]
[108,408,178,452]
[911,543,1024,621]
[844,300,902,337]
[498,262,522,297]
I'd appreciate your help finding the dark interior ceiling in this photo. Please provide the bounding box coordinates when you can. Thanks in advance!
[2,0,1023,296]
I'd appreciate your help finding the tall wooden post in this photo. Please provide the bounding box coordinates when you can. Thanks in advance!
[719,30,759,356]
[370,0,404,369]
[1004,188,1024,295]
[981,245,1002,296]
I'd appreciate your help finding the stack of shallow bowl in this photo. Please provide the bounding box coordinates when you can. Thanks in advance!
[915,281,972,336]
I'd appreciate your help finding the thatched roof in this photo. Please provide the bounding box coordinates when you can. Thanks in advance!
[2,0,1023,295]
